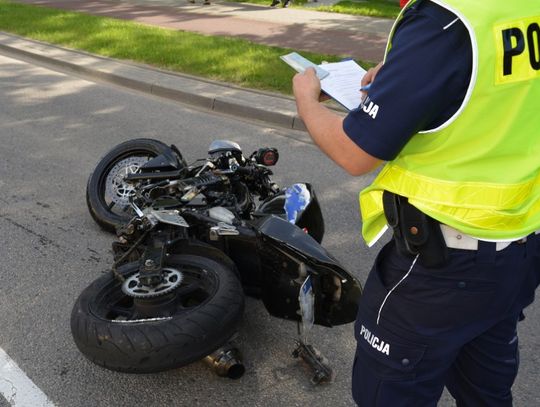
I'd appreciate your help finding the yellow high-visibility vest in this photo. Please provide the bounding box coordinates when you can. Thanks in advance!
[360,0,540,246]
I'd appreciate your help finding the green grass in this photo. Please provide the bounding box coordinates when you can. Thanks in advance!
[230,0,400,19]
[315,0,400,18]
[0,0,366,94]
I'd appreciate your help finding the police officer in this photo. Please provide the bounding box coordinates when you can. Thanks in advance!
[292,0,540,405]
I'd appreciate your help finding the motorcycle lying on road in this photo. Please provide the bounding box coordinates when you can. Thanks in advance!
[71,138,362,383]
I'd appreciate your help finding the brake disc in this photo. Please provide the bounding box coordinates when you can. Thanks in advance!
[122,267,184,298]
[105,156,150,206]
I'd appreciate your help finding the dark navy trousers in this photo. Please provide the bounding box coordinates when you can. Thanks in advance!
[352,233,540,406]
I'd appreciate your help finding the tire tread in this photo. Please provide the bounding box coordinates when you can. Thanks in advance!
[71,255,244,373]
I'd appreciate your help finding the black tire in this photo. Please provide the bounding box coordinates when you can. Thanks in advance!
[70,254,244,373]
[86,138,172,232]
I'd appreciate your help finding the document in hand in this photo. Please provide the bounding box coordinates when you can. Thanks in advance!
[280,52,330,80]
[319,60,367,111]
[281,53,367,111]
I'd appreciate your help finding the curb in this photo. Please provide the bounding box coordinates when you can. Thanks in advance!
[0,32,333,131]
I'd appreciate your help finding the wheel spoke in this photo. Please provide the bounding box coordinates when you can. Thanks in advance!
[104,155,149,209]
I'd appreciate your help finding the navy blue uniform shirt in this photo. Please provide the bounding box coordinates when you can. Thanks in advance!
[343,0,473,161]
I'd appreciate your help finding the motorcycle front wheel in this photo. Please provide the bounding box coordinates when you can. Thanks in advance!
[70,254,244,373]
[86,138,173,232]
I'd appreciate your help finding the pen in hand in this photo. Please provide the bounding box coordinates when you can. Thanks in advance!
[360,83,372,92]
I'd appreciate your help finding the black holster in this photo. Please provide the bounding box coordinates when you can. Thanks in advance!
[382,191,449,268]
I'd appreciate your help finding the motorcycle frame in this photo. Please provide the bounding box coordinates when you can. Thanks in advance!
[112,149,361,328]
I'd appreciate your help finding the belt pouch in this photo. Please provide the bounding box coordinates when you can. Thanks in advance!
[383,191,449,268]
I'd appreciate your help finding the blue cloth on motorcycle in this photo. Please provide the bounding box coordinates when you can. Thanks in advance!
[342,0,473,161]
[284,183,311,224]
[352,234,540,406]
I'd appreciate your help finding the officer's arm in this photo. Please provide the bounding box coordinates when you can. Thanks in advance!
[293,69,381,176]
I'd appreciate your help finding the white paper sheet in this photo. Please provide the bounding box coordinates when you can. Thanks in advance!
[319,60,367,111]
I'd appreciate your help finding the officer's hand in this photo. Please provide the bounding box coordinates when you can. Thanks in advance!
[293,68,321,104]
[361,61,383,96]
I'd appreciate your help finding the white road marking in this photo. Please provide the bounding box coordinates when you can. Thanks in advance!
[0,347,55,406]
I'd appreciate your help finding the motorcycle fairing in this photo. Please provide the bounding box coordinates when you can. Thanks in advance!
[256,215,362,327]
[140,149,184,171]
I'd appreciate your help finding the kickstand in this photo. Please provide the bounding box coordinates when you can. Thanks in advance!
[292,273,334,384]
[292,335,334,385]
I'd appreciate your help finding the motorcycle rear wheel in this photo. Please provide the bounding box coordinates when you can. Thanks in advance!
[70,254,244,373]
[86,138,173,232]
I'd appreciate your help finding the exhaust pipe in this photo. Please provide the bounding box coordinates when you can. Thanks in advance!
[204,344,245,379]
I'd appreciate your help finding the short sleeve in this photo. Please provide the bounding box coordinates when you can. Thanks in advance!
[342,0,472,161]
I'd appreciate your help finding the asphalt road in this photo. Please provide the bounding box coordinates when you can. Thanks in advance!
[0,53,539,407]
